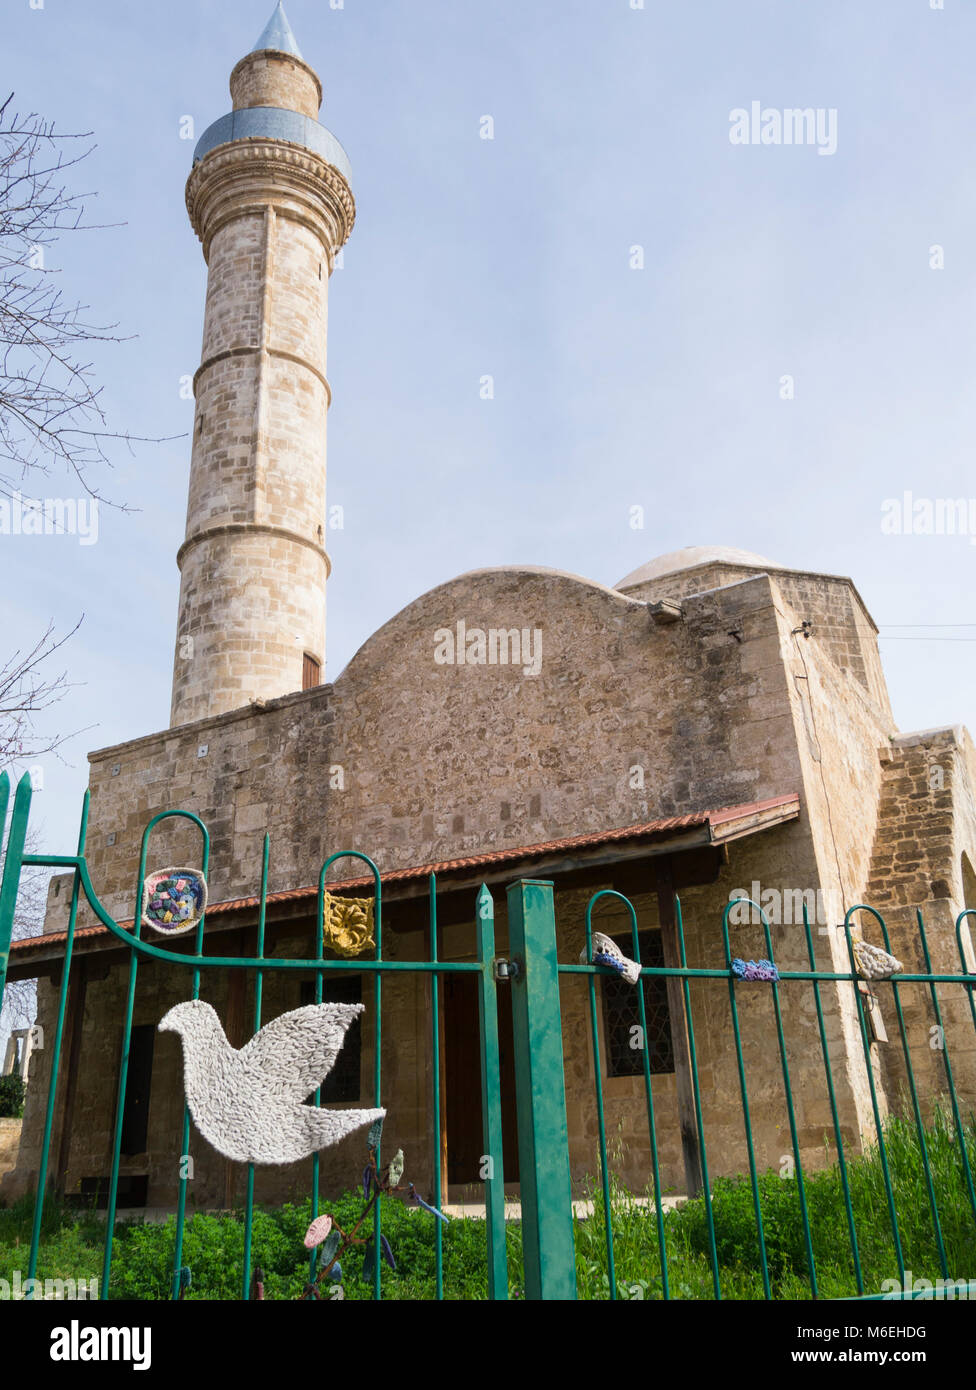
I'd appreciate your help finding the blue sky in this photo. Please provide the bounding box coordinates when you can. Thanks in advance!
[3,0,976,857]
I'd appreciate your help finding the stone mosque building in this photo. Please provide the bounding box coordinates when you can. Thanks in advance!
[5,6,976,1210]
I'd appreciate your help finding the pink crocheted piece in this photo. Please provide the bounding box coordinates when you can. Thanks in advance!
[304,1214,334,1249]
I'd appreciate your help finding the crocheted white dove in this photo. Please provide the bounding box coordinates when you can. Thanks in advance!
[159,1000,385,1165]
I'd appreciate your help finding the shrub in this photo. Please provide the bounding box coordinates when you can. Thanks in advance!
[3,1106,975,1299]
[0,1073,25,1118]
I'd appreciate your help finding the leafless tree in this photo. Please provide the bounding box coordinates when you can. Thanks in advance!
[0,92,168,503]
[0,93,176,772]
[0,827,50,1048]
[0,617,88,768]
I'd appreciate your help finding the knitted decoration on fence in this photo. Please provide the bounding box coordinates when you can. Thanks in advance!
[851,938,903,981]
[158,1000,385,1165]
[142,867,207,937]
[304,1214,333,1249]
[318,1231,342,1277]
[363,1235,397,1279]
[299,1121,453,1298]
[579,930,642,985]
[384,1148,405,1190]
[731,957,780,982]
[323,892,375,958]
[408,1183,450,1223]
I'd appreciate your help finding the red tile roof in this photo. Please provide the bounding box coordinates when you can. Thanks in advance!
[9,793,799,959]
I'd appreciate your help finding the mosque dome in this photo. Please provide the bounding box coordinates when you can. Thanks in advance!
[615,545,779,591]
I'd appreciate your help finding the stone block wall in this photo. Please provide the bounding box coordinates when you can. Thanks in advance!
[0,1119,21,1184]
[14,562,974,1212]
[621,560,892,724]
[171,112,351,725]
[71,569,808,927]
[229,51,322,120]
[863,728,976,1117]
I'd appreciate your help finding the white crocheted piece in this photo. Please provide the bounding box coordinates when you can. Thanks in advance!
[579,930,642,985]
[158,1000,386,1166]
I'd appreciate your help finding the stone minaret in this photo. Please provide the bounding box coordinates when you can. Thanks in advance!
[170,3,354,727]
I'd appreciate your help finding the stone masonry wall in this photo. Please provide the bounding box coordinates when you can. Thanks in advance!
[229,52,322,120]
[76,570,810,922]
[6,566,891,1208]
[863,728,976,1117]
[171,119,348,725]
[769,580,899,1140]
[622,562,892,724]
[0,1119,21,1185]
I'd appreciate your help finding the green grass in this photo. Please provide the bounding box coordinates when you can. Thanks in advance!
[3,1107,976,1299]
[581,1104,976,1300]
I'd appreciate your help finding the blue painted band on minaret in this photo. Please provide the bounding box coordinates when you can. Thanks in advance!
[192,107,352,180]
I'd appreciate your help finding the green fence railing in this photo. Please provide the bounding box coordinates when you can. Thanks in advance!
[3,767,976,1301]
[0,772,507,1301]
[571,885,976,1301]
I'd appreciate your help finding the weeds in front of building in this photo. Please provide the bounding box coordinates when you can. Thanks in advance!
[2,1106,973,1300]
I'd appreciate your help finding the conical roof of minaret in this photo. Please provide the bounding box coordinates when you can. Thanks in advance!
[192,8,352,187]
[252,2,303,59]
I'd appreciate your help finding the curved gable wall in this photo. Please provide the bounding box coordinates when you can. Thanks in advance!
[80,566,807,914]
[324,566,803,866]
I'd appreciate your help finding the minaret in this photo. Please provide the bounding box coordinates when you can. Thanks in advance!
[170,3,354,726]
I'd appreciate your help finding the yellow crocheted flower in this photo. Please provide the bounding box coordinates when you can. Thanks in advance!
[323,893,375,958]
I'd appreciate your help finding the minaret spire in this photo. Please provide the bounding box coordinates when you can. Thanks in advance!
[252,2,303,59]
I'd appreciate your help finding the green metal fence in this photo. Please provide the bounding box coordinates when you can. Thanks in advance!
[0,772,511,1300]
[571,888,976,1300]
[2,767,976,1301]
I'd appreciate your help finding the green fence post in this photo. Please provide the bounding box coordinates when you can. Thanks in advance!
[476,884,509,1299]
[506,878,577,1300]
[0,772,31,1007]
[28,791,90,1291]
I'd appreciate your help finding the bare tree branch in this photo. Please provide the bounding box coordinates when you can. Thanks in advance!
[0,826,51,1043]
[0,93,182,784]
[0,617,92,768]
[0,91,180,505]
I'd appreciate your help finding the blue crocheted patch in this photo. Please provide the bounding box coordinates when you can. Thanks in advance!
[593,950,628,977]
[731,957,780,982]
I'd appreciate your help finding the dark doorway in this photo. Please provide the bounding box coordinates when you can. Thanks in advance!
[120,1024,155,1156]
[444,974,519,1186]
[72,1175,148,1210]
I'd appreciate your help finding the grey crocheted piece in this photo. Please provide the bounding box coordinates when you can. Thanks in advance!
[158,1000,386,1165]
[852,939,904,981]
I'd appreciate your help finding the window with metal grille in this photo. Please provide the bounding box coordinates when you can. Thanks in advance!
[601,930,674,1077]
[303,653,321,690]
[299,975,362,1102]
